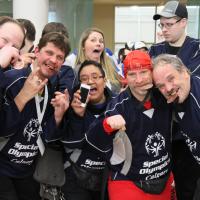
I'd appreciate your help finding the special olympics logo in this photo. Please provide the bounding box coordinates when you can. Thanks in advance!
[182,133,197,152]
[145,132,165,157]
[23,118,40,142]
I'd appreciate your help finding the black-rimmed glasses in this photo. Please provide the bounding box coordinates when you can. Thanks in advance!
[80,74,104,83]
[158,18,182,29]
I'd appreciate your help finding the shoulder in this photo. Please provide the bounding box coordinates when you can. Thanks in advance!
[4,68,28,92]
[184,36,200,48]
[64,52,77,68]
[150,41,166,48]
[105,89,130,114]
[149,42,166,57]
[189,76,200,107]
[191,76,200,94]
[4,68,28,83]
[59,64,75,76]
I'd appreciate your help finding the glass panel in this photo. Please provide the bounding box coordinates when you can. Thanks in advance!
[115,4,200,53]
[115,6,156,53]
[49,0,93,50]
[187,6,199,39]
[0,0,12,17]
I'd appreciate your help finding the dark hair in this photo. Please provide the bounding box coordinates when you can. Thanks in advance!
[0,16,25,49]
[42,22,69,38]
[17,18,36,41]
[38,32,71,58]
[118,47,126,63]
[78,60,106,80]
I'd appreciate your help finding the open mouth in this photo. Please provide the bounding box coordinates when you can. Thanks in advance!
[89,87,97,94]
[93,49,101,53]
[46,64,56,72]
[166,88,179,103]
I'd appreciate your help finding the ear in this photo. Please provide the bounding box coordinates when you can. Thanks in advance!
[181,18,187,27]
[34,47,39,56]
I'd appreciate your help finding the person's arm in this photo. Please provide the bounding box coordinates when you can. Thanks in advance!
[13,53,36,69]
[60,89,89,148]
[50,89,70,126]
[14,69,48,112]
[85,94,126,152]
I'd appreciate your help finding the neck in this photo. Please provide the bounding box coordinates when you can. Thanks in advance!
[169,33,186,47]
[91,94,106,105]
[130,88,150,102]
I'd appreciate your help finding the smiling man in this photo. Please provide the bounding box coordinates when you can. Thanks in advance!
[0,16,25,110]
[153,54,200,200]
[149,1,200,199]
[85,51,174,200]
[0,32,70,200]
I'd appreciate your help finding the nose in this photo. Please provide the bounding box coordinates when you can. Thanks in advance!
[87,76,94,84]
[161,26,168,32]
[165,83,173,93]
[49,55,57,63]
[135,74,143,83]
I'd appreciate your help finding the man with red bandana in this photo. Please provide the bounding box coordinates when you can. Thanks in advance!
[85,50,175,200]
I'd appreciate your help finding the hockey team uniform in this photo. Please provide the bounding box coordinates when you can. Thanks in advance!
[86,88,174,199]
[149,35,200,200]
[0,66,62,178]
[61,87,114,199]
[174,75,200,165]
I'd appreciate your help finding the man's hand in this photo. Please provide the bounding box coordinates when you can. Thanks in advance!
[14,68,48,111]
[0,44,20,68]
[51,89,70,125]
[106,115,126,131]
[71,89,88,117]
[13,53,36,69]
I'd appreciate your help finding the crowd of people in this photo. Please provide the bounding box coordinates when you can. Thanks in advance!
[0,1,200,200]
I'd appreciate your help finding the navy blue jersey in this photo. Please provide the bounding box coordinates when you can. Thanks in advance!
[0,66,61,178]
[86,88,172,181]
[61,88,115,173]
[50,64,77,98]
[174,76,200,165]
[149,36,200,75]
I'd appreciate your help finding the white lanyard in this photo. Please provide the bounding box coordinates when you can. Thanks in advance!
[35,87,48,155]
[30,64,49,124]
[31,64,48,155]
[35,85,48,124]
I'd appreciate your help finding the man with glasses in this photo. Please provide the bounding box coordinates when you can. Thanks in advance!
[149,1,200,200]
[150,1,200,74]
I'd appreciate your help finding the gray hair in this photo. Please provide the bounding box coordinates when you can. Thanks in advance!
[153,54,190,73]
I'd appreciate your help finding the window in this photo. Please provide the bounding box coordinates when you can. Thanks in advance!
[115,5,200,53]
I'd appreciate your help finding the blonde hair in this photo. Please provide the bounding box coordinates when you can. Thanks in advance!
[75,27,120,85]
